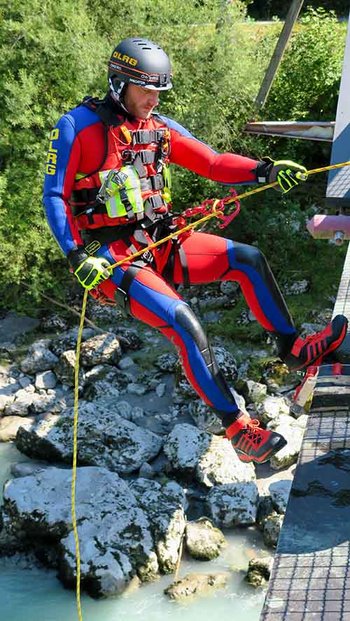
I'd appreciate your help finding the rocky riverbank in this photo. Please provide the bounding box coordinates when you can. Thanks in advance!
[0,285,322,600]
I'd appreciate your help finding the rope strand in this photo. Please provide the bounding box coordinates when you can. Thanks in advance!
[72,288,88,621]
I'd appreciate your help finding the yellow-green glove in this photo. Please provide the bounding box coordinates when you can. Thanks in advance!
[256,157,308,193]
[68,249,111,290]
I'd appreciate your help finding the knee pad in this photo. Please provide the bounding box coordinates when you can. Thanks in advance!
[174,303,235,404]
[233,242,268,272]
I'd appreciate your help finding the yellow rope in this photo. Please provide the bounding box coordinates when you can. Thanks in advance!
[72,288,88,621]
[71,157,350,619]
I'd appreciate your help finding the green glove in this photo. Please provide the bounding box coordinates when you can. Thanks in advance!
[68,249,111,290]
[256,157,308,193]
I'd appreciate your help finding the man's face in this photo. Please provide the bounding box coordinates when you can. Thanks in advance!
[123,84,160,120]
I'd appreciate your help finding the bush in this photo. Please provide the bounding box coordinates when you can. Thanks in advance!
[0,1,345,321]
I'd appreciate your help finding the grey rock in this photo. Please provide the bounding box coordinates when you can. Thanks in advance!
[29,390,63,415]
[18,376,33,390]
[61,508,158,596]
[114,400,133,421]
[49,328,95,357]
[164,572,228,600]
[54,350,81,387]
[256,495,275,530]
[83,380,120,401]
[269,479,292,514]
[245,380,268,404]
[256,395,290,425]
[188,400,224,434]
[127,382,147,396]
[284,280,309,296]
[40,314,69,332]
[138,462,154,479]
[0,416,35,442]
[20,339,59,374]
[3,466,159,597]
[185,518,226,560]
[35,371,57,390]
[10,462,48,478]
[155,383,166,398]
[154,353,178,373]
[4,391,39,417]
[80,333,122,367]
[263,513,284,548]
[196,436,256,488]
[206,481,259,527]
[245,556,274,587]
[118,356,135,370]
[219,281,240,296]
[131,478,186,573]
[15,402,163,474]
[163,424,255,488]
[268,415,307,470]
[163,424,210,474]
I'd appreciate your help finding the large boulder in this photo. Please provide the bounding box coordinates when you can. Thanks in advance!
[15,401,163,474]
[163,424,255,488]
[3,466,159,597]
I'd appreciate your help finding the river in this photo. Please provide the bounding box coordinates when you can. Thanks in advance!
[0,443,267,621]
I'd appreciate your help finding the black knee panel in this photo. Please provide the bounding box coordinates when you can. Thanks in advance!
[234,242,268,272]
[174,304,209,353]
[174,304,236,408]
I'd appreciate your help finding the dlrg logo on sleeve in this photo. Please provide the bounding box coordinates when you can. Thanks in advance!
[45,128,59,175]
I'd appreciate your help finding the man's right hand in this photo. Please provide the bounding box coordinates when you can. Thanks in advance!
[68,249,111,290]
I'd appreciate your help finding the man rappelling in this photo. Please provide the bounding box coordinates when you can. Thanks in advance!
[43,37,348,465]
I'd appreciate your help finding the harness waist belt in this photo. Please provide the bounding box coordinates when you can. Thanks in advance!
[132,129,165,145]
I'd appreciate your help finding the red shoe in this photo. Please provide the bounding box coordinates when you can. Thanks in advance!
[283,315,348,371]
[225,412,287,464]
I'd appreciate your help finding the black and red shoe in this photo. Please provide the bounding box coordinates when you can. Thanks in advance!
[283,314,348,371]
[225,413,287,464]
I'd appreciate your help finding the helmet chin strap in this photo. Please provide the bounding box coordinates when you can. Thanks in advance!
[108,77,129,113]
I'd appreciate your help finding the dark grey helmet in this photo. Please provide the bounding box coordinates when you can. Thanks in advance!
[108,38,172,100]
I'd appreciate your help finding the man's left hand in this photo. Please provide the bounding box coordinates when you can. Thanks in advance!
[256,157,308,193]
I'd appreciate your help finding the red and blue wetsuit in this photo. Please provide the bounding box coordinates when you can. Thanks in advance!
[43,94,296,428]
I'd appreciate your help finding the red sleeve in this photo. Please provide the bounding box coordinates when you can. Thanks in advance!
[165,118,258,184]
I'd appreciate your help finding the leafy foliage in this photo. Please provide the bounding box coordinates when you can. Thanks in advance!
[248,0,349,20]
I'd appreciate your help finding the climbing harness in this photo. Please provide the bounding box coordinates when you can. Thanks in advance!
[71,158,350,619]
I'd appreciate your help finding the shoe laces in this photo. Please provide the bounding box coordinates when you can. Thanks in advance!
[246,418,260,429]
[243,418,263,445]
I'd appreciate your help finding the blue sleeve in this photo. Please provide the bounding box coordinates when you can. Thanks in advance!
[43,113,82,256]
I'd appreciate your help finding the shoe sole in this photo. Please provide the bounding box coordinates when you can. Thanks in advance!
[235,436,287,464]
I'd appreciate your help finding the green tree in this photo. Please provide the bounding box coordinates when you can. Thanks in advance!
[0,1,345,316]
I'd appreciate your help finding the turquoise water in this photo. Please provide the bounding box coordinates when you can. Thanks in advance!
[0,443,266,621]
